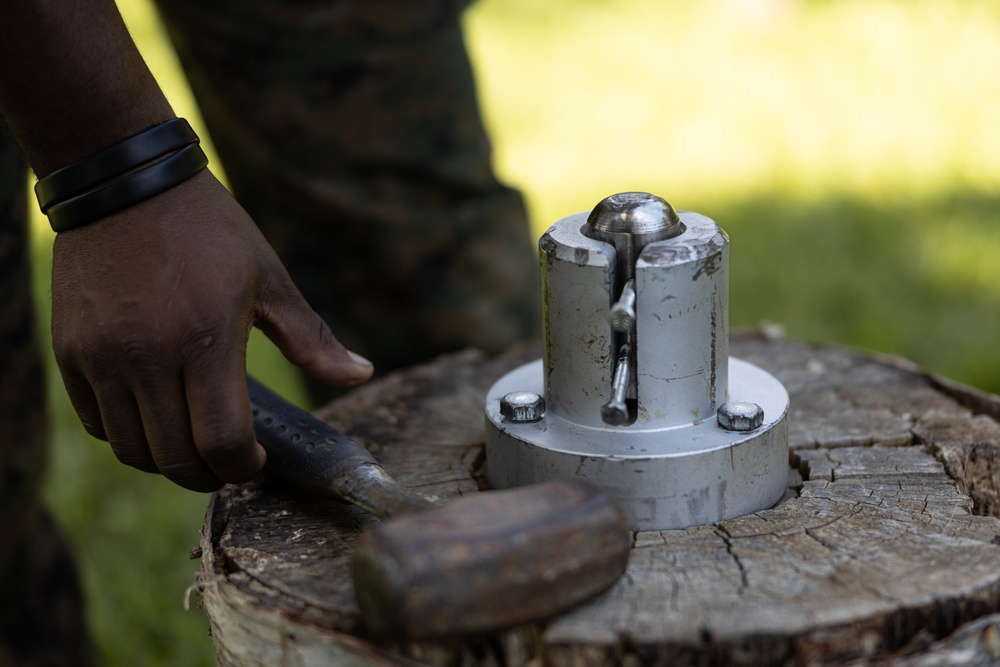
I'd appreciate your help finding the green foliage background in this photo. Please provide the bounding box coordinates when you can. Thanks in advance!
[27,0,1000,664]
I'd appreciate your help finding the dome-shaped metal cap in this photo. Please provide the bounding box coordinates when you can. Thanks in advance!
[586,192,682,241]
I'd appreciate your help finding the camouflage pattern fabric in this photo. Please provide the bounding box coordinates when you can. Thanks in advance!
[0,1,535,661]
[153,0,541,402]
[0,120,92,666]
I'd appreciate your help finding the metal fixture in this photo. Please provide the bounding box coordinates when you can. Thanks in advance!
[485,192,789,531]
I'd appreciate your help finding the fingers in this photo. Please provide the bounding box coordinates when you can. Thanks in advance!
[131,376,225,492]
[86,364,224,491]
[56,362,108,441]
[59,349,260,490]
[256,275,374,387]
[55,281,359,491]
[46,173,298,492]
[58,355,160,475]
[183,351,266,483]
[90,382,158,474]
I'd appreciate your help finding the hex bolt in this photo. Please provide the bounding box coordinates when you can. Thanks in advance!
[717,401,764,431]
[501,392,546,423]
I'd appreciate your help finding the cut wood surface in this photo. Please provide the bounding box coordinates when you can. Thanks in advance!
[197,338,1000,666]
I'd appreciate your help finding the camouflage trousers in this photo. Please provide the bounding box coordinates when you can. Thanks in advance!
[0,1,536,663]
[0,123,92,666]
[156,0,540,402]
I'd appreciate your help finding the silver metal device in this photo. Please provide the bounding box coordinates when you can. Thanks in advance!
[485,192,789,531]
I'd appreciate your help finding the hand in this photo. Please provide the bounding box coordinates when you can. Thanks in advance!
[50,170,373,491]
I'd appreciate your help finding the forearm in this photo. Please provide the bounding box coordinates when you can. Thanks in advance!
[0,0,173,176]
[1,0,374,493]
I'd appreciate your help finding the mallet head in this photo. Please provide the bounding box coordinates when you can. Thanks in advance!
[352,479,631,642]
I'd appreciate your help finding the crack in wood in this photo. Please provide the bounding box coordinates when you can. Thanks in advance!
[713,525,748,592]
[200,340,1000,666]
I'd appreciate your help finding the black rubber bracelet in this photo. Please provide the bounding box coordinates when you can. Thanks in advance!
[46,143,209,233]
[35,118,198,213]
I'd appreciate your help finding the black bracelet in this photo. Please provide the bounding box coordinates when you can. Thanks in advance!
[35,118,198,213]
[45,143,209,233]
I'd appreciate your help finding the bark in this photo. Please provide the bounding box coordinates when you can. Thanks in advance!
[197,338,1000,666]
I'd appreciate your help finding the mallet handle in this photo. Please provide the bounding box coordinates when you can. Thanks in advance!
[247,375,432,518]
[247,375,631,642]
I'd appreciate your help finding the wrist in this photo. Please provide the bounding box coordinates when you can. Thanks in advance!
[38,118,209,233]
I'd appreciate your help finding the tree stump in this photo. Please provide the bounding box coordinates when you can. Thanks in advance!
[196,338,1000,666]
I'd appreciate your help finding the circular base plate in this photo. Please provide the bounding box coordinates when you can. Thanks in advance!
[485,357,789,531]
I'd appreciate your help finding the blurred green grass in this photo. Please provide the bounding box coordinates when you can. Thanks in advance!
[28,0,1000,664]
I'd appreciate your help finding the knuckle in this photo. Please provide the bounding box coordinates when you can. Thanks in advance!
[255,278,301,322]
[81,420,108,441]
[313,317,335,347]
[110,448,157,473]
[119,337,162,372]
[197,427,262,483]
[59,316,232,380]
[52,331,99,374]
[51,336,77,367]
[178,323,230,369]
[62,330,157,382]
[107,437,151,469]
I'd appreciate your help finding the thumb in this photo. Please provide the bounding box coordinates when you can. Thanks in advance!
[256,275,373,387]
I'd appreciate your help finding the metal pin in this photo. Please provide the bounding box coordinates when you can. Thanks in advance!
[609,279,637,334]
[602,343,633,426]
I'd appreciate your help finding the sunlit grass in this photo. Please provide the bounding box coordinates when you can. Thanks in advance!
[465,0,1000,388]
[468,0,1000,223]
[920,213,1000,296]
[29,1,1000,665]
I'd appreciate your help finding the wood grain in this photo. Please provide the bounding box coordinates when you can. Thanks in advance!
[197,338,1000,666]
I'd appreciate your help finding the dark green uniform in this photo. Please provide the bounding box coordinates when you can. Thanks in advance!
[0,121,92,667]
[0,0,537,663]
[156,0,540,401]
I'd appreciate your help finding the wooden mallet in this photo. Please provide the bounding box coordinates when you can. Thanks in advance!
[248,376,631,642]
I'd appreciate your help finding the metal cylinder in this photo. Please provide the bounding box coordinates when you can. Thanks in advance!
[486,193,789,531]
[634,212,729,426]
[541,207,728,429]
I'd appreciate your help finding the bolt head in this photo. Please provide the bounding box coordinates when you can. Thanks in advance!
[601,402,630,426]
[609,303,636,333]
[586,192,682,239]
[717,401,764,432]
[501,392,546,423]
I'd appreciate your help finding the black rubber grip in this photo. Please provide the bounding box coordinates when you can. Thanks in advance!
[247,375,379,498]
